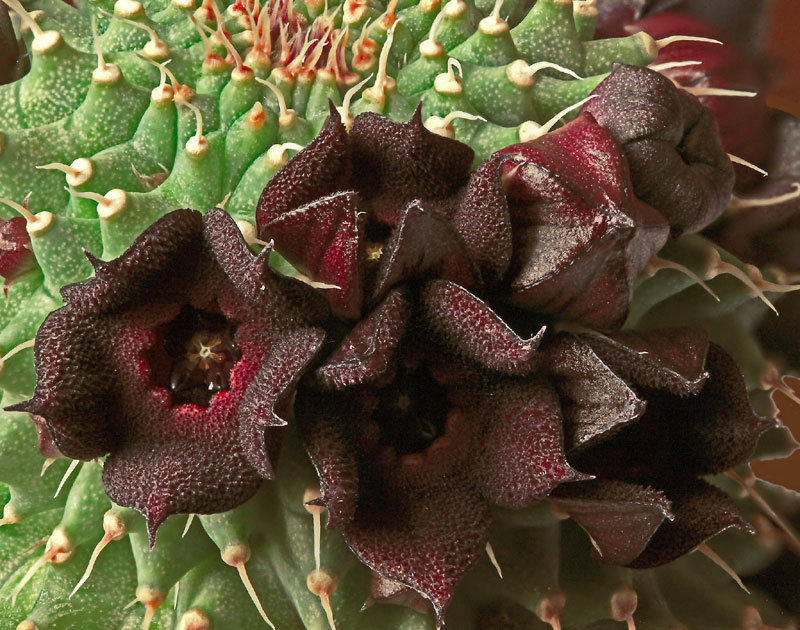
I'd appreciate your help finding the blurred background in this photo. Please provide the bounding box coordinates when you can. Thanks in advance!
[749,0,800,492]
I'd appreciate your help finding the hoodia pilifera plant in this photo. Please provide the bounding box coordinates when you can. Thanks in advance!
[0,0,799,628]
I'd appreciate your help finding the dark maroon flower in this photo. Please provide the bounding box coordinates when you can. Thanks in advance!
[300,282,583,626]
[8,209,326,542]
[545,328,774,567]
[256,105,490,320]
[0,217,38,281]
[495,112,669,330]
[628,11,770,186]
[583,63,735,237]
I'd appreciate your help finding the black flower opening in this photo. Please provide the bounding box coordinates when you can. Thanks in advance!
[160,304,242,407]
[376,366,449,456]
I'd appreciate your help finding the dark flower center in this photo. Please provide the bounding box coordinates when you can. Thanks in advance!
[377,369,449,455]
[162,305,241,407]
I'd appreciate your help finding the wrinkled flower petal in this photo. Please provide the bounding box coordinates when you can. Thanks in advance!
[543,330,772,568]
[497,112,669,330]
[10,209,325,541]
[349,106,474,227]
[420,280,545,376]
[627,479,752,568]
[550,479,673,566]
[583,63,735,236]
[315,288,412,390]
[451,156,513,284]
[374,202,481,300]
[629,11,770,182]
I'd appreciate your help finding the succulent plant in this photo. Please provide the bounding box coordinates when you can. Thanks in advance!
[0,0,799,629]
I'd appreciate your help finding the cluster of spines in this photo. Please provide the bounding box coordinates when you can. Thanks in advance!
[1,0,800,627]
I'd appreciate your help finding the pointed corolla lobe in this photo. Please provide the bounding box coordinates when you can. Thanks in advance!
[348,106,475,227]
[300,282,580,626]
[257,109,362,319]
[257,107,508,319]
[8,209,326,543]
[496,112,669,330]
[583,63,735,237]
[546,328,774,568]
[628,11,770,185]
[0,217,37,281]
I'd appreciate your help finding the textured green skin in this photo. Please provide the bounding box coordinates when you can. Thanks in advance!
[0,0,798,627]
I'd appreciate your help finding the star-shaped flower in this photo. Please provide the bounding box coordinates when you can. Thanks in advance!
[300,282,583,626]
[9,209,326,542]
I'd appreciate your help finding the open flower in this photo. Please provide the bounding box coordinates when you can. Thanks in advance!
[545,328,774,567]
[8,209,326,542]
[300,282,582,626]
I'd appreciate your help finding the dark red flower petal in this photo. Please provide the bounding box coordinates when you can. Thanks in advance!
[57,209,205,311]
[236,327,325,479]
[260,191,364,319]
[10,209,326,541]
[583,63,735,236]
[497,112,668,330]
[256,106,352,234]
[570,342,774,482]
[349,106,474,226]
[545,333,645,454]
[299,389,362,529]
[315,289,412,390]
[549,479,673,566]
[373,201,482,300]
[627,478,752,569]
[581,328,710,396]
[420,280,545,376]
[470,379,585,509]
[345,472,492,628]
[451,156,513,284]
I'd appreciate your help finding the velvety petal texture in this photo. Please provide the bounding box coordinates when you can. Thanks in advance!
[10,209,325,541]
[628,11,770,184]
[257,108,484,320]
[497,112,669,330]
[300,287,579,625]
[583,64,735,237]
[544,330,774,567]
[348,107,474,227]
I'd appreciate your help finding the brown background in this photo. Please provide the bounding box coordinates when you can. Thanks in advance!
[750,0,800,491]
